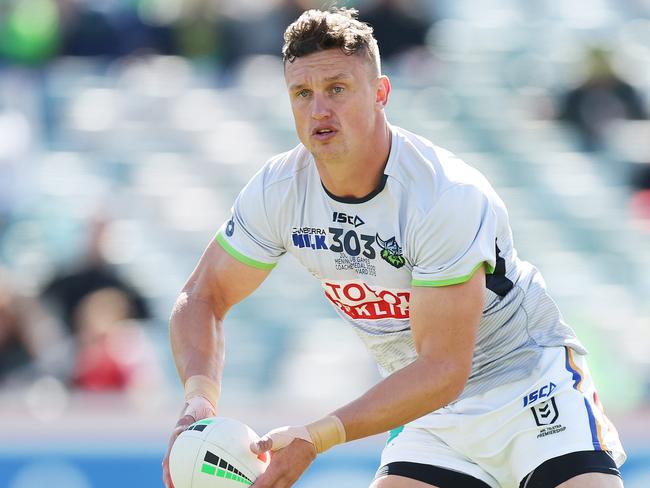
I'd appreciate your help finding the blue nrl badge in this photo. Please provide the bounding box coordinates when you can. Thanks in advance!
[226,218,235,237]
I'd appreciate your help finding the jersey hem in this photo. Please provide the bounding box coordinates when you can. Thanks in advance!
[215,233,277,270]
[412,262,493,287]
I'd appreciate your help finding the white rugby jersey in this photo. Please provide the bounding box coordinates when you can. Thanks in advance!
[216,125,586,400]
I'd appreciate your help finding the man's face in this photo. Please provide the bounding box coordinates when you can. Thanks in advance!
[284,50,385,162]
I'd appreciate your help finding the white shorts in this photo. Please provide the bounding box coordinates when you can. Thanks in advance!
[380,346,626,488]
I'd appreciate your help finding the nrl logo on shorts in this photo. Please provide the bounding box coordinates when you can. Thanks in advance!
[376,234,405,269]
[531,397,559,426]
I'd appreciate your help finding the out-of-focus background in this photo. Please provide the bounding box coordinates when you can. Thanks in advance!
[0,0,649,486]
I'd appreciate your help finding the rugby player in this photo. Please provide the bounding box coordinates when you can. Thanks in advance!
[163,8,625,488]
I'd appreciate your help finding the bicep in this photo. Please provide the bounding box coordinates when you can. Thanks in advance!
[183,238,273,318]
[409,266,485,372]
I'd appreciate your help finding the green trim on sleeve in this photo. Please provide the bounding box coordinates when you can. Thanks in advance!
[215,233,277,271]
[411,262,491,287]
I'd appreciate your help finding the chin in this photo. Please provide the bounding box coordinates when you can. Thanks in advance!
[312,145,344,160]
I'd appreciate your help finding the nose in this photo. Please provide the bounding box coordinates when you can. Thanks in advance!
[311,93,331,120]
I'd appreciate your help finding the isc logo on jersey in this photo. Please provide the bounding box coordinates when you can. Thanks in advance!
[323,280,410,320]
[332,212,364,227]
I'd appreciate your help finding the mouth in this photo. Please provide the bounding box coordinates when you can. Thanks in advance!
[311,127,338,141]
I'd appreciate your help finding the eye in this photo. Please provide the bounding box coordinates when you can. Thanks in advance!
[332,86,345,94]
[296,89,311,98]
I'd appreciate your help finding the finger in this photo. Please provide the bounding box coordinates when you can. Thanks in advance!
[162,450,175,488]
[163,416,196,488]
[162,456,175,488]
[170,425,185,439]
[175,413,197,430]
[250,436,273,454]
[163,467,172,488]
[167,421,190,453]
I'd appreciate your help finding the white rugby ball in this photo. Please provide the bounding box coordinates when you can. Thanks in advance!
[169,417,270,488]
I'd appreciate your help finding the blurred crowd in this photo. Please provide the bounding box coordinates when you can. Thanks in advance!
[1,0,647,193]
[0,214,162,394]
[0,0,649,406]
[0,0,439,397]
[555,46,650,222]
[0,0,436,72]
[0,0,439,394]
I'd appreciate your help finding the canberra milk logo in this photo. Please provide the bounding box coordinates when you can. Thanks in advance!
[376,234,406,269]
[292,227,328,250]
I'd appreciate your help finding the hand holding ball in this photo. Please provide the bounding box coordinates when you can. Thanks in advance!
[169,417,270,488]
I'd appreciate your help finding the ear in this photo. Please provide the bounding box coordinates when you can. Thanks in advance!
[375,75,391,107]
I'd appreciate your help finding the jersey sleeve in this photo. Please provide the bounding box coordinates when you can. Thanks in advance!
[410,184,497,286]
[215,170,286,270]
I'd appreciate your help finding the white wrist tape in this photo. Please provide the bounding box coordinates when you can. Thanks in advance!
[184,374,219,409]
[306,416,347,453]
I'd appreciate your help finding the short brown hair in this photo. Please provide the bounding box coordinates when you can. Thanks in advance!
[282,8,381,75]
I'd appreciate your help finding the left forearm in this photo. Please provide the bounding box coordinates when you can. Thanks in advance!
[332,355,468,442]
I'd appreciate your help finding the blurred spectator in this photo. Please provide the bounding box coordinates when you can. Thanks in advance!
[0,0,62,64]
[72,287,162,392]
[39,217,163,393]
[630,161,650,232]
[0,110,33,234]
[55,0,175,59]
[359,0,435,63]
[0,267,66,384]
[557,47,648,151]
[632,165,650,190]
[170,0,224,61]
[57,0,121,58]
[112,1,175,57]
[219,0,317,70]
[630,189,650,232]
[40,217,150,336]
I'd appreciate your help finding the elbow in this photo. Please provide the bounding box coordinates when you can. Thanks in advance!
[173,283,227,322]
[446,367,470,403]
[170,292,186,322]
[170,290,194,321]
[431,358,472,406]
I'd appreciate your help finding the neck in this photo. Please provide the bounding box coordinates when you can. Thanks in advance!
[316,121,391,200]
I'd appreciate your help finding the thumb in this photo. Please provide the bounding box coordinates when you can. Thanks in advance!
[250,436,273,455]
[250,425,313,454]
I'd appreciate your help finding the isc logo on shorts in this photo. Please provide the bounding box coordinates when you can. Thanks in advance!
[522,381,556,407]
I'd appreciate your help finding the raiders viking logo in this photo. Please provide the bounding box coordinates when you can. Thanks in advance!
[376,234,406,269]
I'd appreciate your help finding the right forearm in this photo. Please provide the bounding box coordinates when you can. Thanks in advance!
[169,291,225,397]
